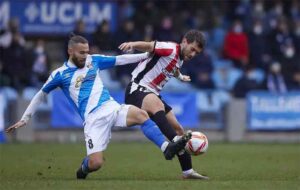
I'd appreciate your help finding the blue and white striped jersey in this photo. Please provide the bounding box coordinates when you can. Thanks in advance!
[42,54,116,120]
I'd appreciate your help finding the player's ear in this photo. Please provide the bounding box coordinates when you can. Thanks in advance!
[182,38,188,45]
[68,47,73,56]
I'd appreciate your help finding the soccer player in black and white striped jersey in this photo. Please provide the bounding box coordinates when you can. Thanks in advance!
[119,30,209,179]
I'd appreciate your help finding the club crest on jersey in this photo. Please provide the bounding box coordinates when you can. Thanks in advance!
[162,68,176,77]
[75,75,84,88]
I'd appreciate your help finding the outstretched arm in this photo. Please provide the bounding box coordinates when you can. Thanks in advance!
[93,53,150,70]
[115,52,149,66]
[119,41,155,53]
[6,90,47,133]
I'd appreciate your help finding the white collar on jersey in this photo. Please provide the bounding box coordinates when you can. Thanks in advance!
[66,60,77,68]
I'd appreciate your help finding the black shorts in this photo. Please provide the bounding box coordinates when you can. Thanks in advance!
[125,82,172,114]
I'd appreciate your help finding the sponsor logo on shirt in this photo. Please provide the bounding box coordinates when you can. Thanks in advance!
[75,75,84,88]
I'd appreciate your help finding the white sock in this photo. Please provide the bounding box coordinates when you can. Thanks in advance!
[182,169,194,176]
[172,135,181,142]
[160,141,169,152]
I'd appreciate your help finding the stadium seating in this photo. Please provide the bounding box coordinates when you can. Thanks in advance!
[212,59,243,91]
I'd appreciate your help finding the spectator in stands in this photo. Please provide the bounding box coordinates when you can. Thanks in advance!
[118,0,135,22]
[154,16,176,42]
[265,1,285,31]
[115,19,141,45]
[212,60,242,91]
[223,19,249,68]
[233,64,261,98]
[0,18,25,48]
[280,40,300,90]
[231,0,252,27]
[267,18,294,61]
[1,20,33,91]
[251,0,266,21]
[186,52,215,89]
[72,19,90,40]
[92,20,115,53]
[262,62,287,94]
[133,1,160,33]
[31,39,50,88]
[247,19,271,70]
[115,19,141,87]
[143,24,154,42]
[209,15,227,56]
[0,18,25,86]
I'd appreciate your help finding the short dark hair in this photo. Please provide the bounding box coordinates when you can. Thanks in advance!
[68,33,88,48]
[183,29,206,49]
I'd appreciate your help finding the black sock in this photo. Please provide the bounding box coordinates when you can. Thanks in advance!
[151,110,192,171]
[150,111,177,141]
[178,151,192,171]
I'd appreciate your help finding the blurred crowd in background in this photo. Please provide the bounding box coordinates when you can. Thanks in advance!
[0,0,300,98]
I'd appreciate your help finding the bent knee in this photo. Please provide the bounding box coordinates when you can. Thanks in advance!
[136,109,149,124]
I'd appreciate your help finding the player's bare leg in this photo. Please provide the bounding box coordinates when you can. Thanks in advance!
[166,111,209,180]
[77,152,104,179]
[165,110,184,136]
[126,105,191,160]
[139,94,192,160]
[142,94,179,139]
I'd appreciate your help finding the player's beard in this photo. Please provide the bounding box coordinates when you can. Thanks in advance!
[72,56,85,68]
[181,49,189,61]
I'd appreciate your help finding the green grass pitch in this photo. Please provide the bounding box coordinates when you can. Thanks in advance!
[0,142,299,190]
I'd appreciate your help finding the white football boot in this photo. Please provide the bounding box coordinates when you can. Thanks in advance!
[182,170,209,180]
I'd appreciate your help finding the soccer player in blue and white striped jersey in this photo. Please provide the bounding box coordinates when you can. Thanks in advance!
[6,35,191,179]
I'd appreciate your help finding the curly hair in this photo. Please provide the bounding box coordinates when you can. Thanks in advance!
[183,29,206,49]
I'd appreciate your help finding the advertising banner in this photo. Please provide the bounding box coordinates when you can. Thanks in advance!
[51,90,199,128]
[247,91,300,130]
[0,0,117,34]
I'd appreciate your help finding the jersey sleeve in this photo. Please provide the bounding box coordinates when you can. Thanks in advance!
[41,71,62,93]
[115,53,149,66]
[20,90,47,123]
[91,54,116,70]
[153,41,174,57]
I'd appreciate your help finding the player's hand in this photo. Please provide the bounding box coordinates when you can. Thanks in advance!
[6,120,26,133]
[119,42,134,53]
[181,75,191,82]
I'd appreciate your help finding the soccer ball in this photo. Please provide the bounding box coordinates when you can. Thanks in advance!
[185,131,208,155]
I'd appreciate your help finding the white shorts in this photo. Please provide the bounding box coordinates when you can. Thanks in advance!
[84,100,131,155]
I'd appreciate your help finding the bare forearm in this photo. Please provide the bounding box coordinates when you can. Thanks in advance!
[130,41,154,52]
[119,41,155,53]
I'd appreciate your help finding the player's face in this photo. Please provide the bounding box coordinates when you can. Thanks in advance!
[69,43,89,68]
[181,39,202,61]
